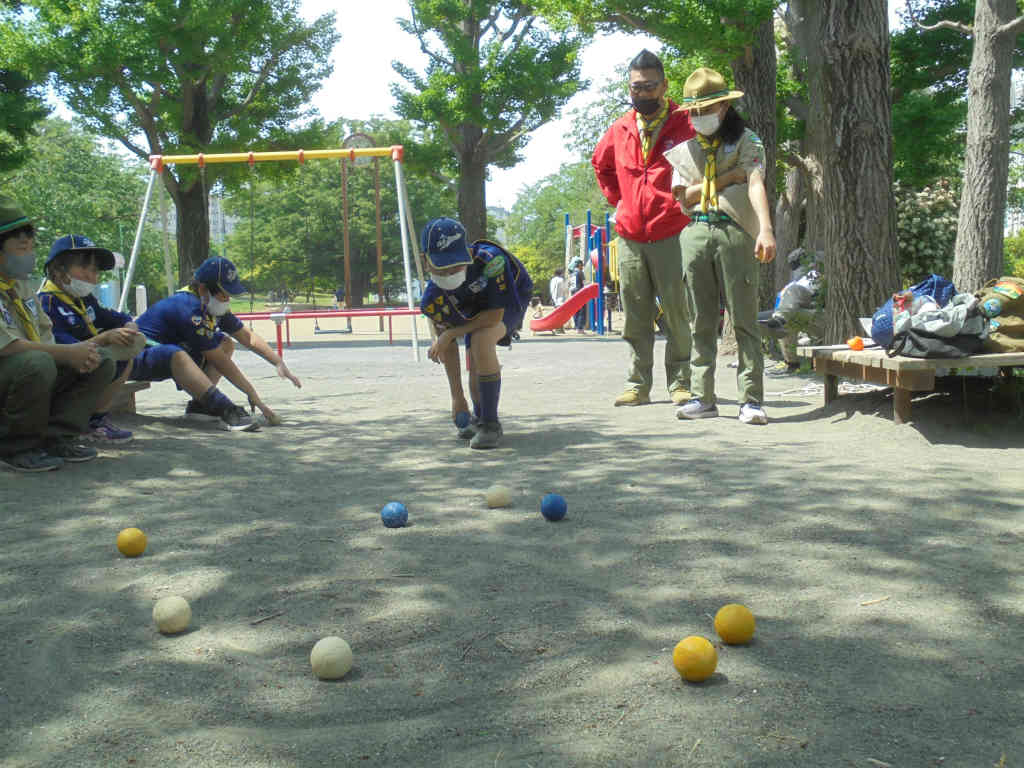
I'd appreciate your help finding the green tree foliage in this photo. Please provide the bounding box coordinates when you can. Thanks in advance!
[1004,230,1024,277]
[0,69,49,173]
[4,0,339,276]
[893,179,959,284]
[222,119,456,305]
[0,118,167,301]
[503,160,612,284]
[392,0,587,241]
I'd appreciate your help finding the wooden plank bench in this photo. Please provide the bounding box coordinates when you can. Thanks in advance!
[795,346,1024,424]
[110,381,151,415]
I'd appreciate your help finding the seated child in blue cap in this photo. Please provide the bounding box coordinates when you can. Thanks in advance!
[38,234,145,442]
[419,217,533,449]
[130,256,301,432]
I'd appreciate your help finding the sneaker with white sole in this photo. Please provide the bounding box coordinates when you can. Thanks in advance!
[676,398,719,420]
[0,449,64,472]
[184,399,221,422]
[86,414,133,443]
[219,404,259,432]
[456,413,479,440]
[470,420,502,449]
[45,439,98,463]
[738,402,768,425]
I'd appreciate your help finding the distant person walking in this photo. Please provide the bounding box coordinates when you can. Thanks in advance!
[570,259,587,334]
[592,49,695,407]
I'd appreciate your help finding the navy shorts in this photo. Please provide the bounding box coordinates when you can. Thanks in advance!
[129,343,200,383]
[464,307,526,349]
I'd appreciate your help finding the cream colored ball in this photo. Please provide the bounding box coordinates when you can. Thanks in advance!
[310,636,353,680]
[152,596,191,634]
[485,484,513,508]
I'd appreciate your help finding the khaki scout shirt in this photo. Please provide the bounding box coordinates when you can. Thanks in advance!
[664,127,767,240]
[0,278,55,351]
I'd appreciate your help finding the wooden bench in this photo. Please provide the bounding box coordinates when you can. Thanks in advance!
[795,346,1024,424]
[110,381,151,415]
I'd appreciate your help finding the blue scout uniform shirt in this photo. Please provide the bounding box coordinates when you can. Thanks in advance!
[135,288,243,357]
[38,287,134,344]
[420,240,532,330]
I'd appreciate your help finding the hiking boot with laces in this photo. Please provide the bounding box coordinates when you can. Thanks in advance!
[670,387,694,405]
[614,389,650,407]
[765,361,800,378]
[46,439,98,463]
[0,449,65,472]
[469,421,502,449]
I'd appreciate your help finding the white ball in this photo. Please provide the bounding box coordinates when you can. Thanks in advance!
[485,484,513,508]
[152,596,191,634]
[310,636,353,680]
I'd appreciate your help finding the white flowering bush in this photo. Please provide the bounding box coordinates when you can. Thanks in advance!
[893,180,959,285]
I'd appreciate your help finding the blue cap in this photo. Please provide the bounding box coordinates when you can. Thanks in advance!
[194,257,245,295]
[421,217,472,270]
[46,234,115,271]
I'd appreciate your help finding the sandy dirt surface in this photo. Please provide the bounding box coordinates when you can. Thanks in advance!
[1,317,1022,768]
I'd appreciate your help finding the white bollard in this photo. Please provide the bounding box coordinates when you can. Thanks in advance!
[135,285,148,315]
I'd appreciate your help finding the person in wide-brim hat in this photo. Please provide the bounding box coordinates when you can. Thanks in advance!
[663,66,777,427]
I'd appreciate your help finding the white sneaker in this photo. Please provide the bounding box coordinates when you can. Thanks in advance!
[739,402,768,425]
[676,398,719,420]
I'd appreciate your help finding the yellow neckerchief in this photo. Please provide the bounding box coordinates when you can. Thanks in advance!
[40,279,99,336]
[182,286,216,330]
[696,133,723,213]
[636,101,670,163]
[0,274,40,342]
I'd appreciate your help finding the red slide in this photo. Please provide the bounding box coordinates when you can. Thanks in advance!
[529,282,600,332]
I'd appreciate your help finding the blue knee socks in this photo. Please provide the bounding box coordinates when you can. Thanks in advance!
[478,372,501,423]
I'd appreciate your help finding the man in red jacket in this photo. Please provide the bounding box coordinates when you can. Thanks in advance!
[592,49,695,408]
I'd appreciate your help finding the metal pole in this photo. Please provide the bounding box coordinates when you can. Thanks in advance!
[586,209,593,331]
[375,157,384,331]
[159,177,175,297]
[399,175,434,341]
[597,228,606,334]
[341,159,351,311]
[119,168,159,312]
[393,158,421,361]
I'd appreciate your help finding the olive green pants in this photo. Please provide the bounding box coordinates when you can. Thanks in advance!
[681,221,763,406]
[0,348,114,457]
[617,235,691,396]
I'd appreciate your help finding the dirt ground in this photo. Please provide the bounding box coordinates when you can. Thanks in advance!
[1,314,1022,768]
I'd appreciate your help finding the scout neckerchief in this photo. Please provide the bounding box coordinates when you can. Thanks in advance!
[41,278,99,336]
[0,275,40,342]
[636,101,670,164]
[183,286,216,332]
[696,133,723,213]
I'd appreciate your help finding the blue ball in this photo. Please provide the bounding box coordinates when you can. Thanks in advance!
[455,411,471,429]
[540,493,567,522]
[381,501,408,528]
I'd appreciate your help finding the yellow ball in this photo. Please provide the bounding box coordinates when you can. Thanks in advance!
[152,596,191,634]
[714,603,756,645]
[310,636,353,680]
[672,636,718,682]
[485,484,513,508]
[116,527,147,557]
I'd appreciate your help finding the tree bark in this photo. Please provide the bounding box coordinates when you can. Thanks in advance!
[458,145,488,242]
[172,176,210,281]
[731,17,778,311]
[819,0,900,342]
[774,165,805,293]
[952,0,1021,290]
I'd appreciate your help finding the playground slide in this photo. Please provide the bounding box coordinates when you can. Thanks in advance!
[529,282,600,332]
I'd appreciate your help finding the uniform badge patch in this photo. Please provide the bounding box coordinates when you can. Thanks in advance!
[467,277,488,293]
[191,315,203,326]
[483,255,505,278]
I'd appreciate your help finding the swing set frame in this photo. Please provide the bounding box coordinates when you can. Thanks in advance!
[119,145,426,360]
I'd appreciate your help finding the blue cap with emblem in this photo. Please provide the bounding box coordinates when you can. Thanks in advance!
[46,234,116,271]
[194,256,246,294]
[421,217,472,270]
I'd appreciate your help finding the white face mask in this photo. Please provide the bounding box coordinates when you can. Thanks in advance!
[67,278,97,298]
[691,113,722,136]
[431,268,467,291]
[206,296,231,317]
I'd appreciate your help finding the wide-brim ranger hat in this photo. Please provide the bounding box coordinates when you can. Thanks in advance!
[679,67,744,112]
[0,195,31,234]
[46,234,116,270]
[194,256,246,295]
[421,217,472,270]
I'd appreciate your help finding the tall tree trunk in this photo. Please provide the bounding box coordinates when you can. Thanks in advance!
[819,0,899,342]
[731,17,778,311]
[458,149,488,242]
[173,177,210,281]
[953,0,1020,290]
[775,165,805,292]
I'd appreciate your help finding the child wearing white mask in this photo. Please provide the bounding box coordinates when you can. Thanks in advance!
[39,234,145,442]
[130,256,301,432]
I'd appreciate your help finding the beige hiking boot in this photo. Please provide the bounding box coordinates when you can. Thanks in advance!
[614,390,650,407]
[670,388,694,405]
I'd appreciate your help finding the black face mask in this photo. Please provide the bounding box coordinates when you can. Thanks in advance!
[632,96,660,116]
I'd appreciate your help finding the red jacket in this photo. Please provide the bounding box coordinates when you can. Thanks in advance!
[591,101,694,242]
